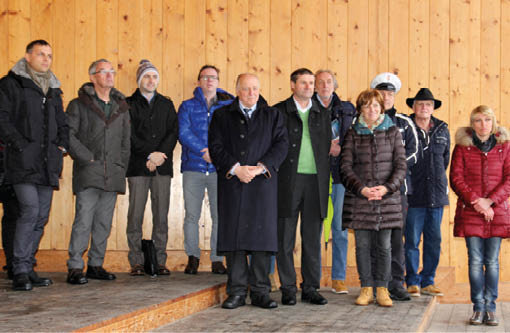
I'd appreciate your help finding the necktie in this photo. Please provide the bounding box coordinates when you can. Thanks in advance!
[243,108,251,119]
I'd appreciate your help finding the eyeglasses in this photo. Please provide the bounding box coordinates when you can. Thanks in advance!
[199,75,219,81]
[93,69,116,75]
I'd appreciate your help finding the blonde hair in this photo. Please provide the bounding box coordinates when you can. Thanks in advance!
[470,105,498,134]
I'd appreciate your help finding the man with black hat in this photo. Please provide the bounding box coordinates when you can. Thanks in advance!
[404,88,450,297]
[125,60,178,276]
[370,72,419,301]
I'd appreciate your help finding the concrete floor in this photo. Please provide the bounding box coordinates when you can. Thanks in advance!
[155,288,433,332]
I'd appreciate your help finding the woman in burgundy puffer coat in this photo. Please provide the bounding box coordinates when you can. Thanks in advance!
[450,105,510,326]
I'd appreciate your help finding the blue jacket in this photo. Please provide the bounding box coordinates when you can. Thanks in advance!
[407,114,450,208]
[178,87,234,173]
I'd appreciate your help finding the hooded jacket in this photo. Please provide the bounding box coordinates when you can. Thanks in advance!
[66,83,130,194]
[340,114,406,230]
[450,126,510,238]
[0,58,69,188]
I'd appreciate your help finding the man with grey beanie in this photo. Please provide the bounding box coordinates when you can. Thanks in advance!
[126,60,178,276]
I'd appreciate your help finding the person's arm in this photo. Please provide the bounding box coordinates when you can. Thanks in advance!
[178,102,207,155]
[66,100,95,162]
[208,108,238,178]
[486,142,510,205]
[340,129,366,196]
[121,109,131,168]
[383,129,407,193]
[398,114,419,168]
[0,81,29,151]
[257,108,289,179]
[54,90,69,151]
[449,145,479,204]
[444,126,451,170]
[155,99,179,160]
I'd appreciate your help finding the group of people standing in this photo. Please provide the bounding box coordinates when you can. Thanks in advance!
[0,39,509,327]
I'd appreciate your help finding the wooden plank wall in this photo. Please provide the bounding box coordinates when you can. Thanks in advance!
[0,0,509,283]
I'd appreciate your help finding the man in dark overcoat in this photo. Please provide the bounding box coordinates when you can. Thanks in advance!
[209,73,288,310]
[274,68,332,305]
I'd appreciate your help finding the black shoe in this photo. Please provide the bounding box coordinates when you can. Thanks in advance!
[28,270,52,287]
[389,287,411,301]
[301,290,328,305]
[281,292,297,305]
[184,256,199,274]
[211,261,227,274]
[86,266,116,280]
[251,294,277,309]
[12,273,32,291]
[67,269,88,285]
[221,295,246,309]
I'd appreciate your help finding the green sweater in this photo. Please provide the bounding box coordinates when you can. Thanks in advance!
[297,109,317,174]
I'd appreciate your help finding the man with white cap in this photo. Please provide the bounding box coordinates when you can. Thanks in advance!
[125,60,178,276]
[370,72,419,301]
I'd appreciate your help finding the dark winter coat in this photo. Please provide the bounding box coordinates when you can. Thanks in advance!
[313,92,356,184]
[274,97,331,219]
[408,114,450,207]
[0,59,69,188]
[126,89,178,177]
[178,87,234,174]
[386,107,419,195]
[450,126,510,238]
[340,114,406,231]
[66,83,130,194]
[209,97,288,252]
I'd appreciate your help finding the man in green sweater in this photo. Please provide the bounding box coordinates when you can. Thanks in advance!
[274,68,332,306]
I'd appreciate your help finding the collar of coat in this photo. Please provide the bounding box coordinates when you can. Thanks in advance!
[285,96,321,115]
[455,125,510,146]
[78,83,129,125]
[10,58,61,89]
[353,113,394,135]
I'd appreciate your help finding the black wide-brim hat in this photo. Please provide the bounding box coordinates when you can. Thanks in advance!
[406,88,442,110]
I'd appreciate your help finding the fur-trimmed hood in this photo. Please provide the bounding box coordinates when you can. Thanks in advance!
[11,58,61,89]
[455,125,510,146]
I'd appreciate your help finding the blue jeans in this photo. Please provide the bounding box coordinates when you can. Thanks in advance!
[404,207,443,287]
[331,183,348,280]
[466,237,501,312]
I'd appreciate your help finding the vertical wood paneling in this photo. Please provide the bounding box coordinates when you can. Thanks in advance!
[8,0,30,67]
[368,0,389,81]
[248,0,270,96]
[226,0,248,93]
[269,0,291,104]
[205,0,228,82]
[0,0,510,282]
[388,0,409,112]
[346,0,369,102]
[327,0,349,100]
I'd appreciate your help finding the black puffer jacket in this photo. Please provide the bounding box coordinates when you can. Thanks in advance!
[407,114,450,208]
[340,114,406,230]
[0,59,69,188]
[126,89,178,177]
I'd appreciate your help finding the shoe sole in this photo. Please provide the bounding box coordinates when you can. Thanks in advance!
[409,293,420,297]
[421,292,443,296]
[377,303,393,307]
[331,288,348,294]
[355,301,373,306]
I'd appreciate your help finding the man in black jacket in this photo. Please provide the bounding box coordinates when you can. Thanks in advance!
[126,60,178,276]
[313,69,355,295]
[0,40,69,291]
[275,68,331,306]
[370,72,419,301]
[209,73,288,310]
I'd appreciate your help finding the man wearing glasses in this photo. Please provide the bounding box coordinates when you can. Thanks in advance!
[178,65,234,275]
[65,59,131,285]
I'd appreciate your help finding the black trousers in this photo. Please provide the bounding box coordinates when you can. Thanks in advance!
[0,185,18,270]
[225,250,271,297]
[277,174,322,295]
[371,194,408,290]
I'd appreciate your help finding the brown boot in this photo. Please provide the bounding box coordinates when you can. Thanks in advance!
[376,287,393,307]
[355,287,373,306]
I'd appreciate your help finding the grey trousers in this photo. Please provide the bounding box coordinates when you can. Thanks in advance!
[127,174,171,267]
[67,188,117,269]
[355,229,392,288]
[182,171,222,262]
[12,183,53,274]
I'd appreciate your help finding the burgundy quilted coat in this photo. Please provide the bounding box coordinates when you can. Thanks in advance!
[450,126,510,238]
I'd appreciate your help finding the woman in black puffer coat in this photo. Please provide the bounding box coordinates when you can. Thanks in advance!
[340,89,406,307]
